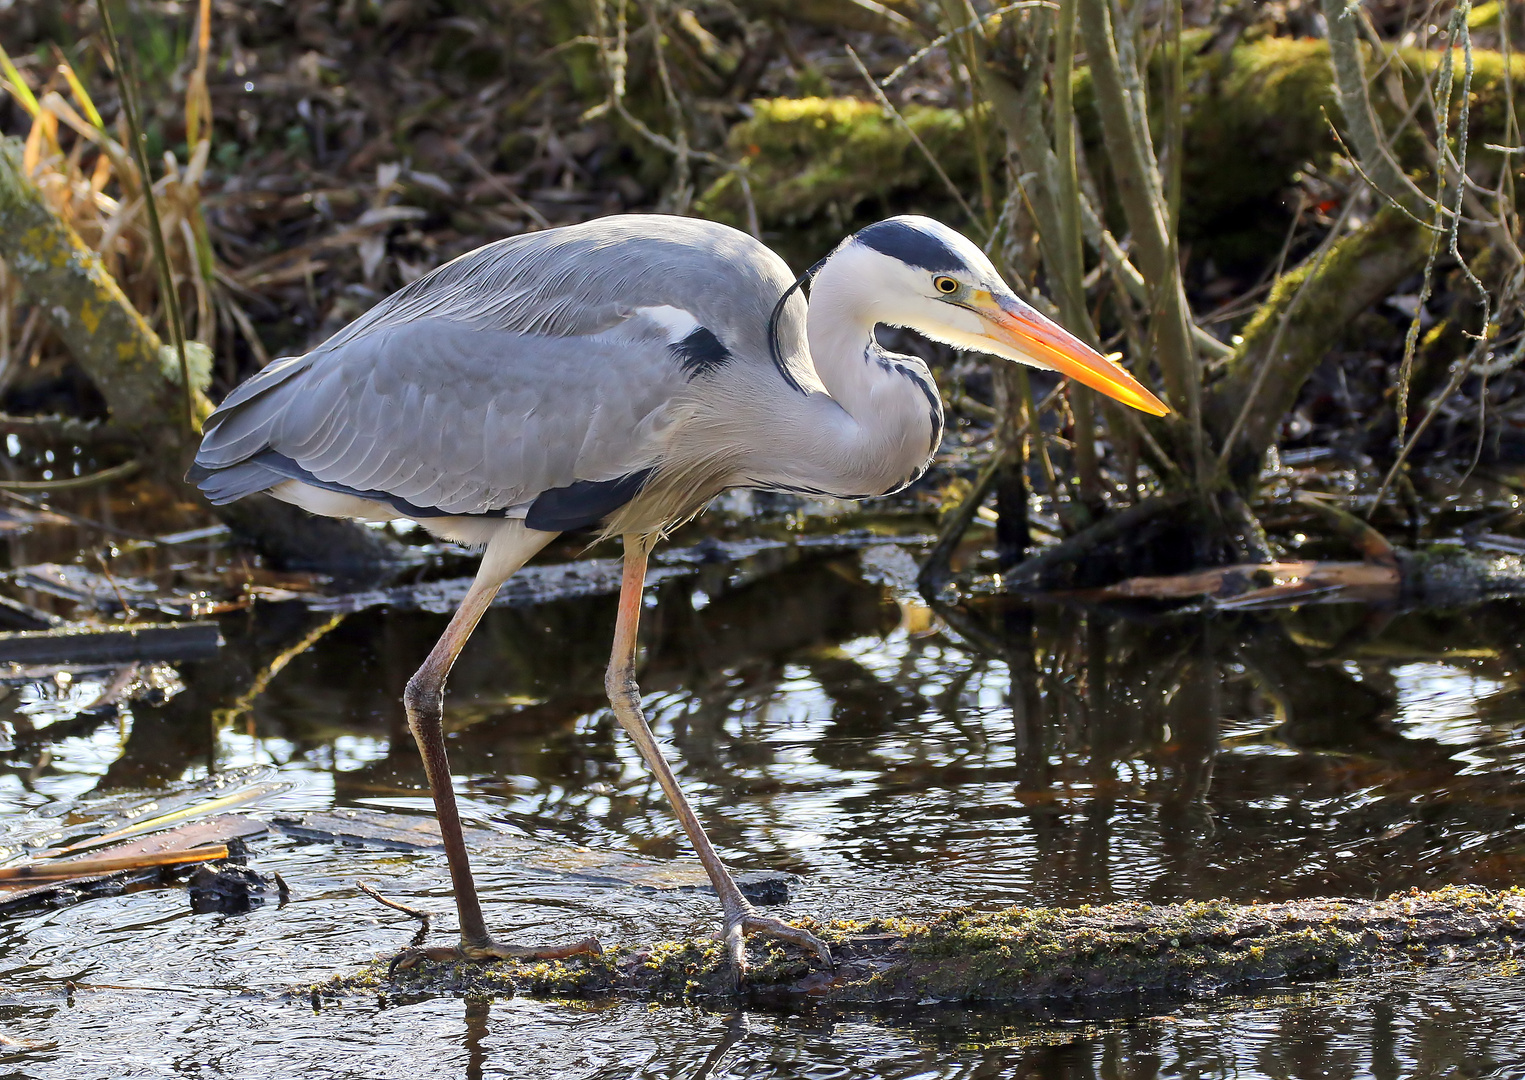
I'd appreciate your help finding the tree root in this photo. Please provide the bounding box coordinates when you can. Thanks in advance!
[312,885,1525,1010]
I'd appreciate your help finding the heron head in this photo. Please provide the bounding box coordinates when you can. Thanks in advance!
[835,216,1169,417]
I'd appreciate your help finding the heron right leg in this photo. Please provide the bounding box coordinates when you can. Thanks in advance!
[604,534,832,984]
[392,532,599,970]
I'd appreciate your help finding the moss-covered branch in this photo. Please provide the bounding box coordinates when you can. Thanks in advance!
[1205,205,1429,479]
[699,39,1523,268]
[318,886,1525,1009]
[0,138,407,573]
[0,138,209,462]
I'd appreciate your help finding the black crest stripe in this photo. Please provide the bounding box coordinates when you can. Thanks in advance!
[854,220,965,273]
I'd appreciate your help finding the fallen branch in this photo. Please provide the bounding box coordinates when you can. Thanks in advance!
[0,846,228,882]
[0,460,139,491]
[318,885,1525,1009]
[1073,559,1397,604]
[0,621,222,665]
[1038,546,1525,609]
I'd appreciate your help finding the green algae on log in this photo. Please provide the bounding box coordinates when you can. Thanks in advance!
[315,886,1525,1008]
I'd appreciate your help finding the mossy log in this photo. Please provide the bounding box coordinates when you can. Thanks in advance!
[317,886,1525,1009]
[0,138,407,573]
[698,96,976,263]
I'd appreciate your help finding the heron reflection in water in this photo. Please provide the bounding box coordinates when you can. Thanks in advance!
[189,214,1168,979]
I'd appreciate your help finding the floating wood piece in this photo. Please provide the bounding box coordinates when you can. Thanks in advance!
[321,886,1525,1010]
[1076,560,1399,606]
[0,814,266,915]
[272,809,793,902]
[0,621,222,666]
[0,845,229,881]
[1,765,278,862]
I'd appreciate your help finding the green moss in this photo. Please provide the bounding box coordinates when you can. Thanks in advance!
[313,886,1525,1009]
[695,97,982,266]
[698,41,1521,272]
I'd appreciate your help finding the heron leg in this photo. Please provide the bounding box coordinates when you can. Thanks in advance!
[391,564,599,972]
[605,535,832,984]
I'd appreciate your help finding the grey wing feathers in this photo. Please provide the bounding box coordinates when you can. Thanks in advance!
[190,215,808,522]
[194,317,690,516]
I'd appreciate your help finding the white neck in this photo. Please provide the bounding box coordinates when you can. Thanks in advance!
[741,253,943,499]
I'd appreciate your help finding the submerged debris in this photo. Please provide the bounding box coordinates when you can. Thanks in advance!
[315,887,1525,1010]
[0,622,223,666]
[187,864,270,914]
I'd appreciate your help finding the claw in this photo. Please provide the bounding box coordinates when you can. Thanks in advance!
[742,914,832,967]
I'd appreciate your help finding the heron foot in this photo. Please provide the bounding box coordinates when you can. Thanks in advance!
[718,907,833,987]
[389,934,602,975]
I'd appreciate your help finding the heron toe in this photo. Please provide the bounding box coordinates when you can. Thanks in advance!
[389,933,602,975]
[718,908,834,986]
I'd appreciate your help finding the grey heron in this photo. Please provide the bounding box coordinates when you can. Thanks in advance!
[189,213,1167,979]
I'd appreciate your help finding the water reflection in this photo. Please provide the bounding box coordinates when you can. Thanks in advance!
[3,543,1525,1076]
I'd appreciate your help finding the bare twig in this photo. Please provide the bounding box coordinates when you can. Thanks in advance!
[881,1,1056,88]
[845,43,987,240]
[97,0,196,434]
[357,879,434,924]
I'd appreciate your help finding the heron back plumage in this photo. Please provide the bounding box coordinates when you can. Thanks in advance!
[191,216,813,538]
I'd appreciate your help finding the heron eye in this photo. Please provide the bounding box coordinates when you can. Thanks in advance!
[934,276,960,294]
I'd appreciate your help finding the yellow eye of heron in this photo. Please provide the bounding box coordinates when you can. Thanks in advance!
[934,276,960,294]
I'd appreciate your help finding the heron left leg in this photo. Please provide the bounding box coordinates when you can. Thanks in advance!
[605,534,832,984]
[391,539,600,971]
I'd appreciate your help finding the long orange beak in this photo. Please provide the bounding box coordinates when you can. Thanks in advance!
[982,295,1170,417]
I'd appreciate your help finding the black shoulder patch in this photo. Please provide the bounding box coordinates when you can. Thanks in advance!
[854,219,965,273]
[525,469,655,532]
[671,326,731,379]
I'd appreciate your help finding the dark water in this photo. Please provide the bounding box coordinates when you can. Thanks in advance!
[2,534,1524,1078]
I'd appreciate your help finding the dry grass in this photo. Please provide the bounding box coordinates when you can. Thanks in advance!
[0,14,229,402]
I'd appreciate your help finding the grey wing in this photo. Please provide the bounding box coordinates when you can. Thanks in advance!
[190,214,809,528]
[190,314,694,523]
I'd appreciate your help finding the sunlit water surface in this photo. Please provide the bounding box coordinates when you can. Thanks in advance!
[2,545,1524,1079]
